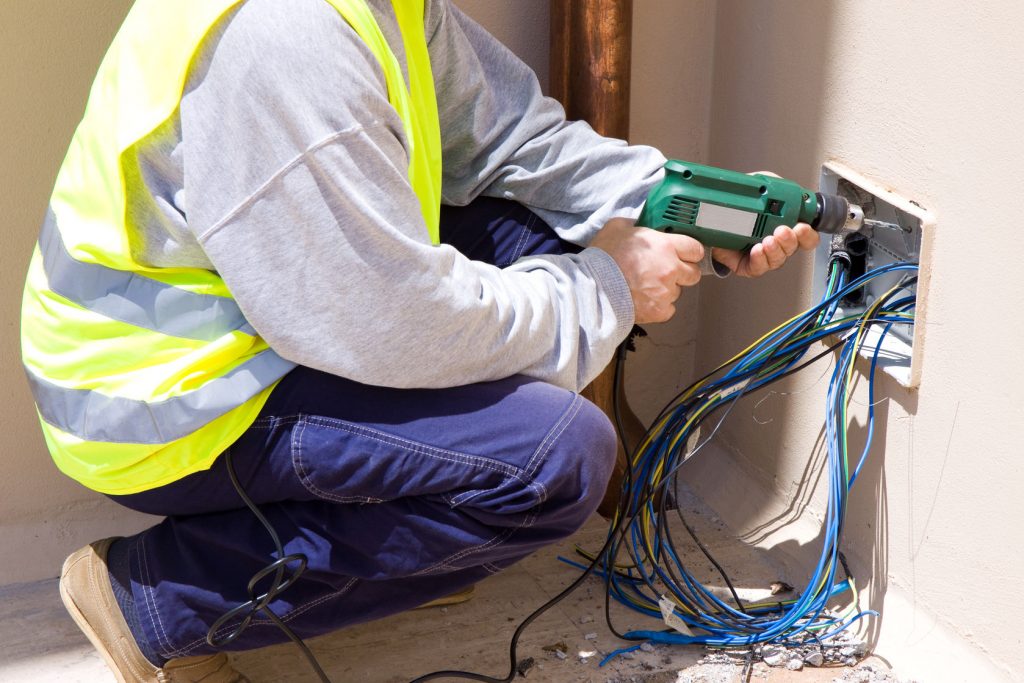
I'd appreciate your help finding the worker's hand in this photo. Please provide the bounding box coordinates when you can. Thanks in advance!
[711,223,819,278]
[591,217,704,324]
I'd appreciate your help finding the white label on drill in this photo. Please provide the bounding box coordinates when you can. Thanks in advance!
[696,202,758,237]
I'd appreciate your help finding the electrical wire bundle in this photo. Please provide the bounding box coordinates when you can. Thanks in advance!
[586,255,919,662]
[221,252,917,683]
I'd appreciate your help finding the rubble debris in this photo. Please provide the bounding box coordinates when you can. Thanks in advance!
[541,641,567,655]
[515,657,535,677]
[834,664,909,683]
[639,642,655,653]
[584,632,598,640]
[785,657,803,671]
[703,631,870,672]
[804,651,825,667]
[770,581,795,595]
[699,652,737,665]
[579,614,595,623]
[579,650,597,660]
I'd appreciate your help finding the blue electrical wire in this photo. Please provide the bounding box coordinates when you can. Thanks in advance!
[588,257,918,660]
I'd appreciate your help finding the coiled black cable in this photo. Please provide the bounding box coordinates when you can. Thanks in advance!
[209,448,331,683]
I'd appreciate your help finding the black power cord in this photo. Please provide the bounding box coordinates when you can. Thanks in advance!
[408,336,646,682]
[211,344,641,683]
[213,304,844,681]
[210,449,332,683]
[212,261,903,679]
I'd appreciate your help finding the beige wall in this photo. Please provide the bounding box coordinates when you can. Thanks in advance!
[679,1,1023,681]
[0,0,148,586]
[624,0,716,424]
[456,0,549,93]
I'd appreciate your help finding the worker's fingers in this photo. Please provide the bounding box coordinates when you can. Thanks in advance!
[744,242,770,277]
[668,234,705,264]
[761,235,788,271]
[710,247,742,273]
[676,261,702,287]
[590,219,701,324]
[793,222,820,250]
[773,225,799,257]
[636,300,677,325]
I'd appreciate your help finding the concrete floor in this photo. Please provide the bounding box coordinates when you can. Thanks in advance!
[0,489,901,683]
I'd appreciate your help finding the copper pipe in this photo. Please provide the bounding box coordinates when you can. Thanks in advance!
[551,0,642,518]
[550,0,633,139]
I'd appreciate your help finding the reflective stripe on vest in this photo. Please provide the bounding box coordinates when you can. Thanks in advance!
[21,0,442,494]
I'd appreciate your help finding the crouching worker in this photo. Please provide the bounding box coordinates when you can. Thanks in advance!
[21,1,817,680]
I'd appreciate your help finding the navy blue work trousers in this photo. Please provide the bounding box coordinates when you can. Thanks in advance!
[108,198,618,659]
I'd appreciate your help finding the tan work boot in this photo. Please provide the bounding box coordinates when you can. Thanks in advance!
[60,538,248,683]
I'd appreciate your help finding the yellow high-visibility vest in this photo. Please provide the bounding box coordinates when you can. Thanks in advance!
[21,0,442,494]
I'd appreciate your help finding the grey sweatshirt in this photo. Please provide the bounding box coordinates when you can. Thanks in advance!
[129,0,667,393]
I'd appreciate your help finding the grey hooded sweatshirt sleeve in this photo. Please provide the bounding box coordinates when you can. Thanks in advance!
[145,0,666,392]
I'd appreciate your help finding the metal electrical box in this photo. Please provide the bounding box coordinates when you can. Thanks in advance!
[812,162,935,388]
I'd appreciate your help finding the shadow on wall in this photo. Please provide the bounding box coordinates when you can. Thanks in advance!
[694,0,843,501]
[689,0,839,539]
[728,385,918,650]
[678,0,916,652]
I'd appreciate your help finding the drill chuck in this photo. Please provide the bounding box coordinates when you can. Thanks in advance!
[813,193,864,235]
[813,193,848,234]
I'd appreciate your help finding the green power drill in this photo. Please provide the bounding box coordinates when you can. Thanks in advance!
[636,160,864,251]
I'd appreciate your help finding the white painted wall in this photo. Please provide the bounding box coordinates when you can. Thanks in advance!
[676,1,1024,681]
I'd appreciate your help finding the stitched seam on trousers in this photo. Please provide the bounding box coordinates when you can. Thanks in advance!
[506,215,534,265]
[288,416,530,505]
[412,505,538,576]
[437,395,567,527]
[174,578,359,654]
[448,484,501,508]
[424,507,537,574]
[420,523,517,574]
[419,509,534,574]
[170,577,361,656]
[483,562,502,574]
[137,532,175,658]
[249,414,302,430]
[300,415,529,480]
[523,393,581,481]
[291,417,384,504]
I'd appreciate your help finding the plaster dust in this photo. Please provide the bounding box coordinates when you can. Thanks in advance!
[0,492,912,683]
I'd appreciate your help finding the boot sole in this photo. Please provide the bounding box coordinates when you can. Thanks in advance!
[59,541,132,683]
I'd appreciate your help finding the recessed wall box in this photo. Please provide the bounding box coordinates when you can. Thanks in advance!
[812,162,934,388]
